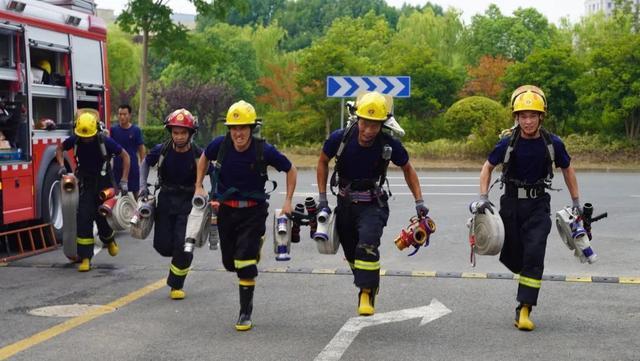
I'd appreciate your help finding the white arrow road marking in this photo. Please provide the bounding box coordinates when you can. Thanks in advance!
[314,299,451,361]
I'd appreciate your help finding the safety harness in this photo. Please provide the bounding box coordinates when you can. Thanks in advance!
[72,132,117,189]
[210,134,276,202]
[329,120,392,206]
[493,125,557,197]
[155,139,201,194]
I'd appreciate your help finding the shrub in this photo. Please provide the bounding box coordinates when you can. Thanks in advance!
[141,126,169,149]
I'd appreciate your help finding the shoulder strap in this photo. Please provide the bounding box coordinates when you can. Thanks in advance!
[500,126,521,182]
[330,120,359,195]
[254,137,267,178]
[156,139,173,187]
[97,134,118,188]
[539,127,555,180]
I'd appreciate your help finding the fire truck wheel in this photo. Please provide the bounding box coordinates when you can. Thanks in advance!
[41,163,65,245]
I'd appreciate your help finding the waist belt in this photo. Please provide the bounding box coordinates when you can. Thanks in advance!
[505,185,546,199]
[161,184,195,194]
[222,199,258,208]
[338,188,375,203]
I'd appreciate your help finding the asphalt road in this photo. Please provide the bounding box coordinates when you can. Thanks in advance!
[1,169,639,361]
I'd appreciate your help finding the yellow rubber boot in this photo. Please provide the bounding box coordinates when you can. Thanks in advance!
[78,258,91,272]
[514,304,535,331]
[170,288,185,300]
[107,241,119,257]
[358,288,375,316]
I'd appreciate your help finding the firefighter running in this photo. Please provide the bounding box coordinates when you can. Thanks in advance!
[475,85,582,331]
[139,109,204,300]
[195,100,297,331]
[55,109,131,272]
[316,91,428,316]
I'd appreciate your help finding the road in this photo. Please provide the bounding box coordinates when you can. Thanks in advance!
[1,169,639,361]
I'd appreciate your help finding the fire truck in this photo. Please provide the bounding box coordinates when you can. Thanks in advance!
[0,0,109,260]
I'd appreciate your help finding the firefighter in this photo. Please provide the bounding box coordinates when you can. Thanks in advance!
[195,100,297,331]
[139,109,203,300]
[111,104,145,196]
[475,85,581,331]
[316,91,427,316]
[55,109,130,272]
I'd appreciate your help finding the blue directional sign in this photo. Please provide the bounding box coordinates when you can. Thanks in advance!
[326,76,411,98]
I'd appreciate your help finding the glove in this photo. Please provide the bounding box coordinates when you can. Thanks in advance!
[415,199,429,217]
[57,167,67,178]
[138,187,149,199]
[119,180,128,196]
[471,194,494,215]
[318,192,328,210]
[572,197,582,216]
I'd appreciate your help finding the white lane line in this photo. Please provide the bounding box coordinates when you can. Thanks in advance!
[387,176,478,180]
[314,299,451,361]
[631,195,640,198]
[310,183,477,187]
[282,192,476,196]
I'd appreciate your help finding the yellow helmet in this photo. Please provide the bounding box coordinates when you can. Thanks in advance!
[511,85,547,114]
[512,90,546,114]
[355,91,388,121]
[74,109,100,138]
[224,100,257,126]
[37,60,52,74]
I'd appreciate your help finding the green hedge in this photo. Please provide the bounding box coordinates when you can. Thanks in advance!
[141,126,168,149]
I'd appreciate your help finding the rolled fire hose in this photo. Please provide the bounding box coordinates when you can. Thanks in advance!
[101,193,137,232]
[185,195,211,248]
[60,174,79,260]
[130,196,156,240]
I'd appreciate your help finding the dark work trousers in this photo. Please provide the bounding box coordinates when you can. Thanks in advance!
[153,190,193,290]
[217,202,268,280]
[499,192,552,306]
[76,174,115,260]
[336,196,389,289]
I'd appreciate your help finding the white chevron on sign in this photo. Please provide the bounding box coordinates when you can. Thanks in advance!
[333,77,351,97]
[372,77,386,92]
[387,77,405,96]
[353,77,368,93]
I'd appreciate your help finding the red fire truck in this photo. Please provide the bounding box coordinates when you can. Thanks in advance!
[0,0,109,260]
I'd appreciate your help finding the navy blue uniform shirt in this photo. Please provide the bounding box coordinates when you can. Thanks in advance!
[62,135,122,176]
[322,127,409,181]
[110,124,144,191]
[146,143,203,188]
[205,136,291,200]
[488,132,571,184]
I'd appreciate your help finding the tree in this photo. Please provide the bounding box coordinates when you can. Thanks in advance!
[257,61,300,111]
[116,0,247,126]
[106,26,142,117]
[463,5,558,65]
[160,23,259,101]
[148,80,235,144]
[502,45,583,134]
[297,12,392,136]
[460,55,513,100]
[444,96,511,153]
[574,35,640,139]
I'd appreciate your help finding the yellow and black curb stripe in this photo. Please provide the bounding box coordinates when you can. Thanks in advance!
[6,262,640,284]
[254,266,640,284]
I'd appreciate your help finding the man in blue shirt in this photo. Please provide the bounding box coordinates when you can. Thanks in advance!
[139,109,203,300]
[316,91,428,317]
[195,100,297,331]
[111,104,145,195]
[55,109,130,272]
[475,85,582,331]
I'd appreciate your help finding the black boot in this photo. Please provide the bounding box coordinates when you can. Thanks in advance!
[236,283,254,331]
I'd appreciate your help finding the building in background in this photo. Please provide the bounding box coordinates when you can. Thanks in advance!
[585,0,640,16]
